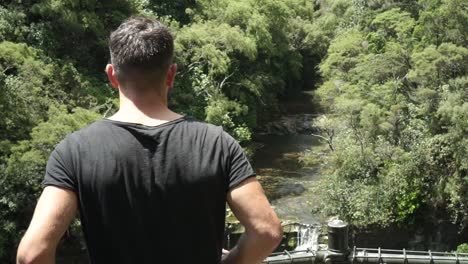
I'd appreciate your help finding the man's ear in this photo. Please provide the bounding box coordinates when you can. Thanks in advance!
[106,64,119,88]
[166,64,177,90]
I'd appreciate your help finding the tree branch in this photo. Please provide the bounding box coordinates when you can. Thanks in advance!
[311,133,334,151]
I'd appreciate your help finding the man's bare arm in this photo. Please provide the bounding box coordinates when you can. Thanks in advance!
[17,186,78,264]
[223,177,282,264]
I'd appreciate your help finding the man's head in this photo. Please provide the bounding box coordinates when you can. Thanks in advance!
[107,17,176,95]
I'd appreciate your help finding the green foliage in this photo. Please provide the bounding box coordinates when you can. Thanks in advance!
[0,41,53,143]
[313,0,468,229]
[0,0,338,259]
[457,244,468,253]
[320,28,367,80]
[0,41,110,145]
[0,6,28,42]
[176,21,257,75]
[28,0,136,70]
[0,106,100,261]
[2,0,467,258]
[170,0,329,136]
[409,44,468,88]
[371,8,415,42]
[147,0,196,23]
[413,0,468,46]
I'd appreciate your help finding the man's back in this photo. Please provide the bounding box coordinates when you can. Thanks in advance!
[43,117,255,263]
[17,17,281,264]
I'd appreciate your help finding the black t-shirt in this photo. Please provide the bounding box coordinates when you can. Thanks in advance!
[43,116,255,264]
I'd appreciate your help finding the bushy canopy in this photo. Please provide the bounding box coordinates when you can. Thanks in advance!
[1,0,466,260]
[307,0,468,230]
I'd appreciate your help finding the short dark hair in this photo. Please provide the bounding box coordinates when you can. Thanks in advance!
[109,17,174,86]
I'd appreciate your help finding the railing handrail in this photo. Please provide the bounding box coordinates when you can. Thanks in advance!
[262,220,468,264]
[263,248,468,264]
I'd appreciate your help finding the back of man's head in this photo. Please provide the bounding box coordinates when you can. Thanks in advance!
[109,17,174,92]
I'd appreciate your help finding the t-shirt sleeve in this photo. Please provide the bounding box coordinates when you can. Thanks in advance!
[223,132,256,190]
[42,137,76,192]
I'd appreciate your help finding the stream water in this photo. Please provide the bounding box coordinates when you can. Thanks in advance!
[223,90,325,251]
[246,90,325,250]
[253,133,323,225]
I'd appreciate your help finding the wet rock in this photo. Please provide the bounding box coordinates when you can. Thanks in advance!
[224,221,321,252]
[281,171,304,178]
[257,168,286,177]
[257,175,289,199]
[259,114,320,135]
[276,183,306,197]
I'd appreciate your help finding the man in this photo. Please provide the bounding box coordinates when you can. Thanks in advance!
[17,17,282,264]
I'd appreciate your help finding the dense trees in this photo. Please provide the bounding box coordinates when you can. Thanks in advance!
[171,0,323,141]
[0,0,326,260]
[306,0,467,231]
[0,0,466,261]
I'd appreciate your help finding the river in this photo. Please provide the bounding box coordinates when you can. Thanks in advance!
[253,134,323,225]
[223,89,326,251]
[253,89,324,225]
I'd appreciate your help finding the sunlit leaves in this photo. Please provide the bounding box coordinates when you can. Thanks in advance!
[414,0,468,46]
[409,44,468,88]
[320,28,366,79]
[0,6,28,42]
[176,22,256,76]
[0,42,53,142]
[0,106,100,260]
[313,0,468,228]
[371,8,415,42]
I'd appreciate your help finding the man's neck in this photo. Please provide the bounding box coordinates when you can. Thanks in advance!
[108,89,183,126]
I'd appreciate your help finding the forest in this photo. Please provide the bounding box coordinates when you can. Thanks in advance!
[0,0,467,261]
